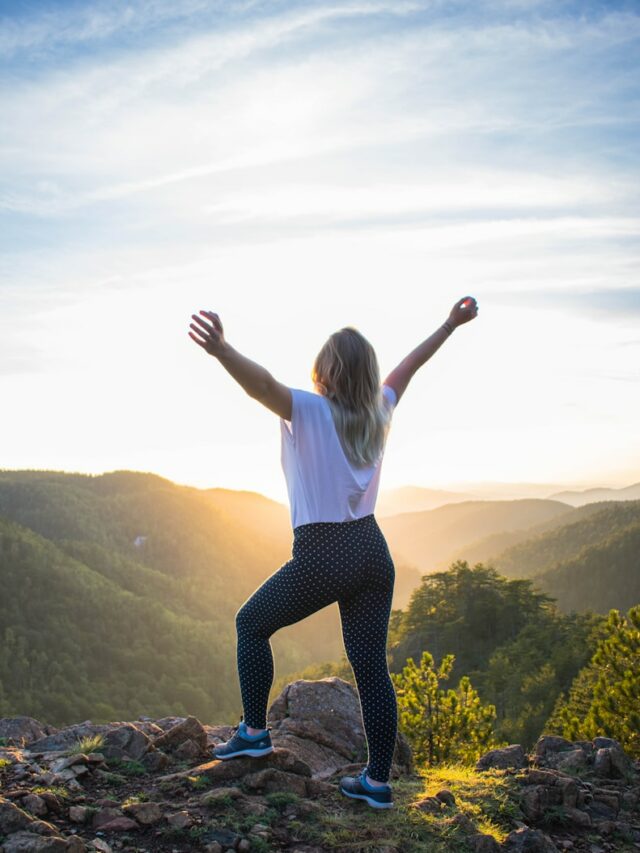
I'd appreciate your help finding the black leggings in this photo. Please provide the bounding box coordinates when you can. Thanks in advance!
[235,513,398,783]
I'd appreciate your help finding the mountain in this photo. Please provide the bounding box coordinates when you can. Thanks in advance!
[445,501,614,576]
[530,514,640,613]
[548,481,640,506]
[376,486,475,516]
[379,499,571,575]
[0,469,420,724]
[488,500,640,581]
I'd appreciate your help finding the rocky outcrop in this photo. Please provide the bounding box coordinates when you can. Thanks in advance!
[267,677,413,780]
[474,734,640,853]
[0,677,413,852]
[1,682,638,853]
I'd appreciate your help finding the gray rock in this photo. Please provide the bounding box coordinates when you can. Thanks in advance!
[267,676,413,780]
[476,744,527,771]
[554,749,588,773]
[502,826,559,852]
[0,718,55,747]
[469,834,501,853]
[535,736,574,757]
[1,832,67,853]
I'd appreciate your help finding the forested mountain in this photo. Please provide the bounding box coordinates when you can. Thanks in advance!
[380,498,571,575]
[472,500,640,613]
[0,471,341,726]
[0,469,423,725]
[440,501,609,573]
[488,500,640,581]
[530,514,640,613]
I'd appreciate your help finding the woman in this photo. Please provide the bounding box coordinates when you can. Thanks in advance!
[188,295,479,809]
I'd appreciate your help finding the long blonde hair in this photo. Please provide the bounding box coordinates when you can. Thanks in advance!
[311,326,393,468]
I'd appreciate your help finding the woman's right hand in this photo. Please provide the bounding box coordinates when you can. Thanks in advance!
[189,310,229,357]
[448,296,479,328]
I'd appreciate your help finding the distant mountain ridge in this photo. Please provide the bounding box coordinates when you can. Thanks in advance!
[548,481,640,506]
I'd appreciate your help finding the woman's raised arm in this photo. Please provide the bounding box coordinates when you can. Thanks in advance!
[383,296,478,406]
[189,310,292,420]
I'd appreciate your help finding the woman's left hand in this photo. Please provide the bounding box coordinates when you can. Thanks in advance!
[189,310,229,358]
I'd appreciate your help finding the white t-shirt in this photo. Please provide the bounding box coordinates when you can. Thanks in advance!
[279,384,398,530]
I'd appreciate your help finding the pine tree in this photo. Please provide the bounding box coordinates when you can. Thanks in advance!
[391,650,498,766]
[556,606,640,758]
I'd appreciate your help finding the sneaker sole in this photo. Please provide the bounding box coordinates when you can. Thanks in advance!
[213,746,274,759]
[340,787,394,809]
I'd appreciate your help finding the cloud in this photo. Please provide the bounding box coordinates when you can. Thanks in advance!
[489,287,640,319]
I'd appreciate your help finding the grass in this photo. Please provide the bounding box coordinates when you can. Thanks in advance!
[121,792,150,806]
[62,734,105,756]
[31,785,72,799]
[104,757,147,776]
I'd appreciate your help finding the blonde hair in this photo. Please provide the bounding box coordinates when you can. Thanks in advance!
[311,326,393,468]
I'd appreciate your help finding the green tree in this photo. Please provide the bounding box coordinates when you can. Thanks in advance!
[392,650,498,766]
[555,606,640,758]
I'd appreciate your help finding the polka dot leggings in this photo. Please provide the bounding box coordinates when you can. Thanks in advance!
[235,513,398,783]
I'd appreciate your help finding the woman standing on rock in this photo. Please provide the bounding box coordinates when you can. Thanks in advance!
[188,296,479,809]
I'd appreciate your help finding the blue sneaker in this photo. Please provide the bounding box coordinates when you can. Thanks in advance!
[212,720,274,760]
[339,766,394,809]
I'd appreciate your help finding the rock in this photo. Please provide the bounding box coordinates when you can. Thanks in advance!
[450,812,476,833]
[64,836,87,852]
[201,827,241,849]
[200,787,244,806]
[152,716,208,755]
[520,785,562,822]
[95,816,139,832]
[1,832,68,853]
[594,748,612,777]
[140,749,169,772]
[49,756,88,775]
[91,808,122,830]
[173,739,202,760]
[469,834,501,853]
[28,723,105,754]
[0,798,60,837]
[21,795,48,818]
[243,768,308,797]
[0,718,54,747]
[554,749,588,773]
[435,788,456,806]
[88,840,112,853]
[412,796,443,814]
[68,807,90,824]
[564,806,592,828]
[502,826,559,852]
[158,744,311,785]
[166,810,191,829]
[121,802,162,825]
[476,744,527,771]
[267,676,413,780]
[203,844,222,853]
[99,724,152,761]
[555,777,579,809]
[535,736,575,758]
[592,737,621,750]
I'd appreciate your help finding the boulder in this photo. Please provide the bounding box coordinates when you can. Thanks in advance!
[476,744,527,771]
[0,718,55,747]
[267,677,413,780]
[0,798,60,837]
[121,801,162,825]
[502,826,559,852]
[1,832,68,853]
[152,715,208,755]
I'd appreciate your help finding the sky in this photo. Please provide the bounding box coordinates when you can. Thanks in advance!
[1,0,639,505]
